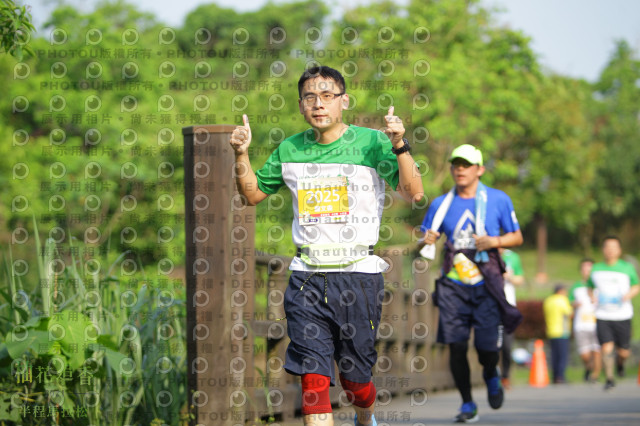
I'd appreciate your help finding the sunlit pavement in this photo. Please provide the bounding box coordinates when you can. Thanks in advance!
[277,378,640,425]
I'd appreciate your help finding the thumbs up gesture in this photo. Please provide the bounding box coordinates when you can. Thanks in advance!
[383,106,405,146]
[230,114,252,155]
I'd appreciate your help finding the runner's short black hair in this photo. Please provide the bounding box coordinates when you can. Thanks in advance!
[298,66,345,98]
[602,235,621,245]
[579,257,595,267]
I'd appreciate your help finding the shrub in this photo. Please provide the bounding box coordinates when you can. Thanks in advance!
[514,300,545,340]
[0,225,189,425]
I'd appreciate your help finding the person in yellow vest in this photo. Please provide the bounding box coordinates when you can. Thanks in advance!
[543,284,574,384]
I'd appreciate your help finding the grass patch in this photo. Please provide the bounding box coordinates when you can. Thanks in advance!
[510,362,639,386]
[516,249,584,299]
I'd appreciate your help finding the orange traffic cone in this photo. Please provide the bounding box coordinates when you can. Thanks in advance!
[529,339,549,387]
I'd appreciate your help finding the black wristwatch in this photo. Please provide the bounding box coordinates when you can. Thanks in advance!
[391,138,411,155]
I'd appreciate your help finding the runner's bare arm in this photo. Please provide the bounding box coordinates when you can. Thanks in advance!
[395,149,424,203]
[474,229,523,251]
[230,114,269,206]
[623,284,640,302]
[505,270,525,286]
[383,106,424,203]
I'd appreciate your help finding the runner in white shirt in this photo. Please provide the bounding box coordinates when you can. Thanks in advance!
[588,236,639,390]
[569,258,600,382]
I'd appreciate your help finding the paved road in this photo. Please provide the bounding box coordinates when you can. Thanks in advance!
[279,379,640,425]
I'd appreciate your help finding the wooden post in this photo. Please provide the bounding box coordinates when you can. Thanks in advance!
[411,256,431,390]
[183,125,255,426]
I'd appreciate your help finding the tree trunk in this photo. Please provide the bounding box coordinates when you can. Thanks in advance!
[579,222,594,258]
[535,214,548,284]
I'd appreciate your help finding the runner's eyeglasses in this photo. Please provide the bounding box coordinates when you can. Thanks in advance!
[301,92,345,107]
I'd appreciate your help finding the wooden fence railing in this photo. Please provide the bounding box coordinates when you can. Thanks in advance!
[183,125,481,425]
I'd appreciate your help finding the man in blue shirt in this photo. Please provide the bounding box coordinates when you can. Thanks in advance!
[422,144,523,423]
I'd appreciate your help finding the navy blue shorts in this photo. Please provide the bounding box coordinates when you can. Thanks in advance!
[435,276,502,351]
[283,271,384,385]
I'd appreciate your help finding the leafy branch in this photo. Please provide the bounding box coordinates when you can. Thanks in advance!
[0,0,35,60]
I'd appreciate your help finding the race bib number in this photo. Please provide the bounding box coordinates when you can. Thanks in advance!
[297,176,349,225]
[452,253,484,285]
[454,238,476,250]
[598,294,623,311]
[580,312,596,324]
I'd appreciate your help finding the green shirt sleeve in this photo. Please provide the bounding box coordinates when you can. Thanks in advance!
[568,282,579,303]
[255,146,285,195]
[503,251,524,276]
[511,252,524,276]
[628,262,640,285]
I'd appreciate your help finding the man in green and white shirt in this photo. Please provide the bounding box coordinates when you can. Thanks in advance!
[588,236,639,390]
[229,66,424,426]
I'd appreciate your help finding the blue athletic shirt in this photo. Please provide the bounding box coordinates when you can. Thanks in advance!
[421,186,520,252]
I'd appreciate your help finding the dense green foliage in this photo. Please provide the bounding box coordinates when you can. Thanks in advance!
[0,0,35,60]
[0,0,638,261]
[1,224,187,424]
[1,0,640,423]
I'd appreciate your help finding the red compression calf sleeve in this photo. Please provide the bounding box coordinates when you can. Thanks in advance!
[301,373,331,415]
[339,374,376,408]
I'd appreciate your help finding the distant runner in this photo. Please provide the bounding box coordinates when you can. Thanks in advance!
[421,144,523,423]
[569,258,601,382]
[588,236,639,390]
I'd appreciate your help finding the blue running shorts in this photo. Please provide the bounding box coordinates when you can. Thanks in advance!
[435,276,502,351]
[283,271,384,384]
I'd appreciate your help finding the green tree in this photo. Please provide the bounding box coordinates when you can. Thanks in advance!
[326,0,548,246]
[0,0,35,59]
[513,76,599,279]
[0,0,189,272]
[591,40,640,244]
[177,0,331,255]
